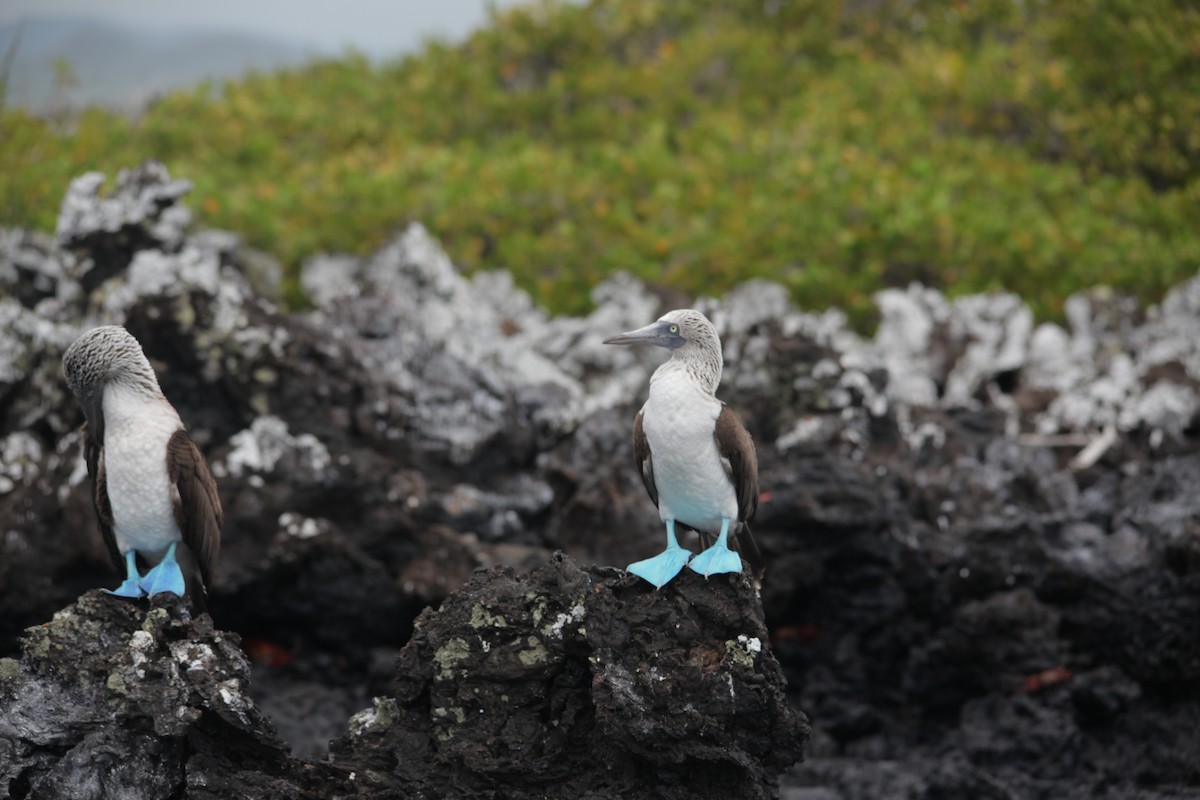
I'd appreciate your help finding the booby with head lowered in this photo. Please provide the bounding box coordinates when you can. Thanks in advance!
[63,325,221,610]
[604,309,759,588]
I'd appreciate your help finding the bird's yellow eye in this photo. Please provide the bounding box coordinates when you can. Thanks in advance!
[669,324,679,334]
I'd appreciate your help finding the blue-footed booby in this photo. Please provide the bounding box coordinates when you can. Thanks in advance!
[604,309,759,588]
[63,326,221,610]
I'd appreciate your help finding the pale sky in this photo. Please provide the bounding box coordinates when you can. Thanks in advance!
[0,0,530,57]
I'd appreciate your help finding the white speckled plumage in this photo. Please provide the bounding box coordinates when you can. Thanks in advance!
[101,381,184,557]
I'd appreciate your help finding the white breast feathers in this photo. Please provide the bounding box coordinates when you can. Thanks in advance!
[101,384,184,557]
[641,364,738,534]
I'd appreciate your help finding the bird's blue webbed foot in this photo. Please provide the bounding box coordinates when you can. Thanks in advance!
[139,542,186,597]
[687,545,742,576]
[107,550,146,598]
[108,576,145,598]
[627,519,693,588]
[628,546,693,589]
[688,517,743,577]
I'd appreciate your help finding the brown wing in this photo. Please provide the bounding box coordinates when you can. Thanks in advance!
[632,409,658,508]
[83,422,122,572]
[166,429,222,589]
[714,405,758,523]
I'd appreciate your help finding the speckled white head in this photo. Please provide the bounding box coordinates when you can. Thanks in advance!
[604,308,723,394]
[63,325,163,405]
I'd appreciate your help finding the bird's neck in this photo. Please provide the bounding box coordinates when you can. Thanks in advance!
[102,382,177,431]
[652,351,721,398]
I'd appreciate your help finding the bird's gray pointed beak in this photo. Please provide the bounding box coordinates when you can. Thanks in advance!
[603,321,685,350]
[81,385,104,432]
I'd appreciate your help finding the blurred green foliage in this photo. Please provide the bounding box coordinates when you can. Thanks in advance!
[1,0,1197,324]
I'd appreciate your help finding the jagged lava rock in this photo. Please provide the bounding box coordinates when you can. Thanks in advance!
[0,591,349,799]
[332,554,808,800]
[6,163,1200,798]
[57,161,193,293]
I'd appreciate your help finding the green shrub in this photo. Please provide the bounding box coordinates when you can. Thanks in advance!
[1,0,1196,326]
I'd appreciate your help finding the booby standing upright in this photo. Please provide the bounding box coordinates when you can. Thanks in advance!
[604,309,759,588]
[63,326,221,609]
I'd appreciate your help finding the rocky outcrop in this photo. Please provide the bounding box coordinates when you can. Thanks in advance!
[0,591,349,799]
[2,164,1200,798]
[333,555,806,800]
[0,558,805,799]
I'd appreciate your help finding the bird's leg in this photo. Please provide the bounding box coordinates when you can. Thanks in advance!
[627,518,693,589]
[138,542,186,597]
[107,550,146,598]
[687,516,743,577]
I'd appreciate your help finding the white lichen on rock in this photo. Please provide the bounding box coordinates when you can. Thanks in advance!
[56,163,192,250]
[347,696,399,738]
[277,512,324,540]
[128,629,157,677]
[0,432,43,494]
[170,640,218,676]
[543,602,586,639]
[726,635,762,669]
[216,416,332,479]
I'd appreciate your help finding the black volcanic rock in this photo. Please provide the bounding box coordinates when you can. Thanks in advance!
[0,558,804,800]
[332,554,808,799]
[4,164,1200,798]
[0,591,349,799]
